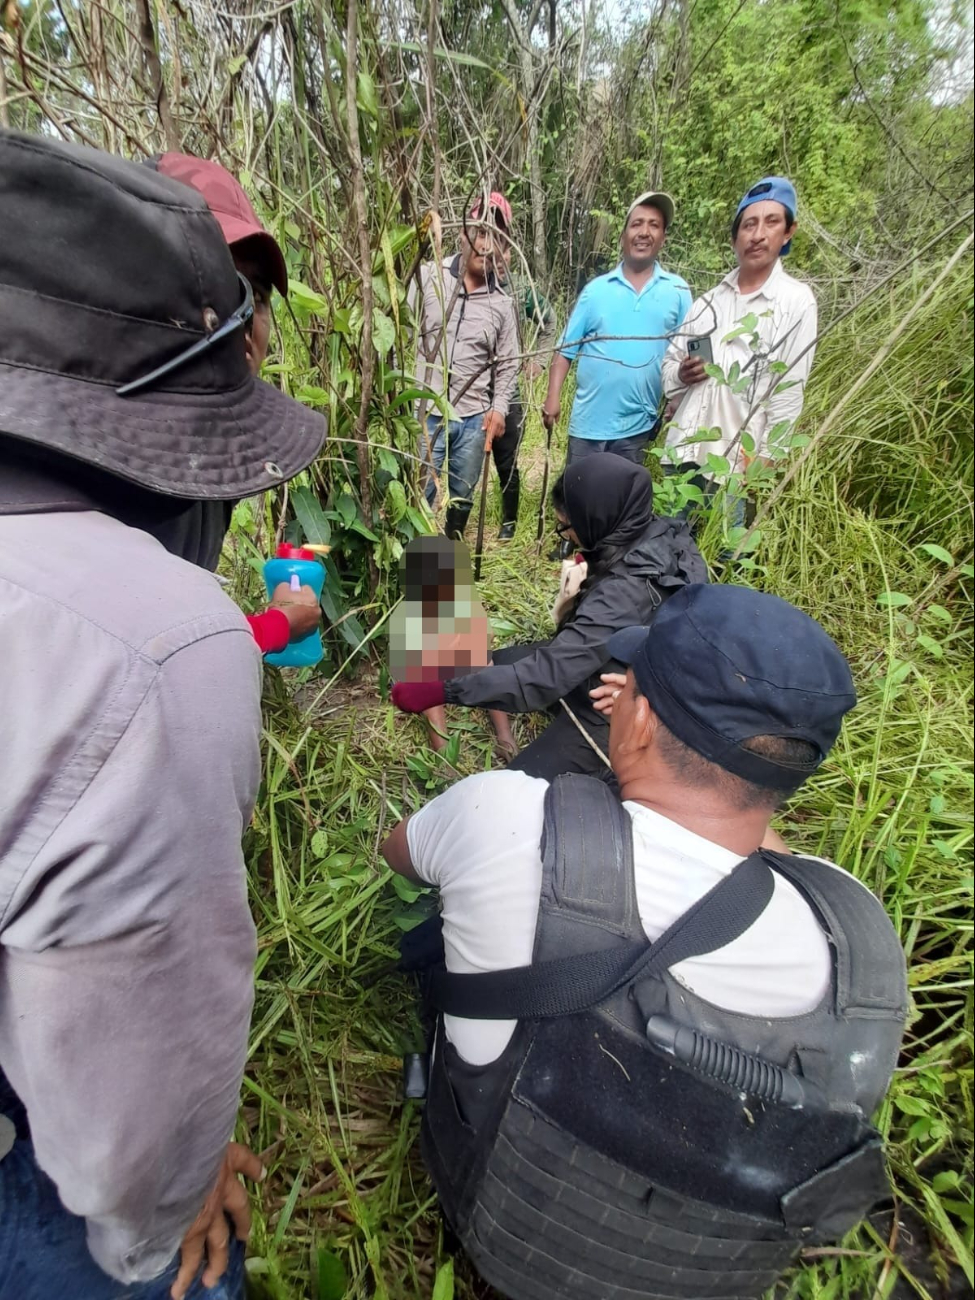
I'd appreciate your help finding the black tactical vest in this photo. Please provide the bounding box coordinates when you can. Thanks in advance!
[418,774,907,1300]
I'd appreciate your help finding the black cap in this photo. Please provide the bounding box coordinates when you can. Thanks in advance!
[608,584,856,791]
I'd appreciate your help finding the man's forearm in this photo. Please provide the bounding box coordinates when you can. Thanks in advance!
[546,353,572,407]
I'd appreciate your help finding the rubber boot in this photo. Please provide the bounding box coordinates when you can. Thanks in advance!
[444,504,472,542]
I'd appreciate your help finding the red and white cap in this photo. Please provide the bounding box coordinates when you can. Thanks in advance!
[469,191,513,229]
[151,152,288,295]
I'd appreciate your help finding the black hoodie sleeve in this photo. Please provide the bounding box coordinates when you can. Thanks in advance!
[444,568,658,714]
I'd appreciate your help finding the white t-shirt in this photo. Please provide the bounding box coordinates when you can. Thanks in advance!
[406,769,834,1066]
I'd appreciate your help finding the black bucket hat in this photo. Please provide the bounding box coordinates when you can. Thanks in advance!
[0,129,326,500]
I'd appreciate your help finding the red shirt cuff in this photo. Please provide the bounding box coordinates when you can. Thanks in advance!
[246,608,290,654]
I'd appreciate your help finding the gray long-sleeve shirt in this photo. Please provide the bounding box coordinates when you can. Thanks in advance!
[410,257,519,418]
[0,509,261,1282]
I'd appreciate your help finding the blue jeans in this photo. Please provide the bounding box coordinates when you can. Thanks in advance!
[0,1073,244,1300]
[421,412,488,514]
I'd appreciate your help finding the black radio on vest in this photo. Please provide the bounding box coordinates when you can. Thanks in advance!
[408,774,907,1300]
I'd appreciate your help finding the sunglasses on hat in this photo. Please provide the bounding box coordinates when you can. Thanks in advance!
[117,272,255,398]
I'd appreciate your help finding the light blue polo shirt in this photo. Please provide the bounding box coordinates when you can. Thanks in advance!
[560,262,691,440]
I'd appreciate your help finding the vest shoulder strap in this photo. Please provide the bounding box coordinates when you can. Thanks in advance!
[536,774,639,951]
[768,853,907,1017]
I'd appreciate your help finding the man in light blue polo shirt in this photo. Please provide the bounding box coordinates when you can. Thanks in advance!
[543,191,691,470]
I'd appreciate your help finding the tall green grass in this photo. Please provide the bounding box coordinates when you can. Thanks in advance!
[232,259,973,1300]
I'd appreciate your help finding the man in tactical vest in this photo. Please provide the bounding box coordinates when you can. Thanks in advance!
[382,583,907,1300]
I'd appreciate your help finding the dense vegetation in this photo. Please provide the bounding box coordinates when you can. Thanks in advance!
[2,0,972,1296]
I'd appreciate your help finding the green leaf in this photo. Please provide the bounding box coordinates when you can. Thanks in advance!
[916,633,944,659]
[892,1093,929,1116]
[405,505,436,536]
[703,362,725,384]
[382,221,421,259]
[372,309,396,357]
[767,420,792,444]
[432,1260,455,1300]
[390,41,515,91]
[391,873,423,903]
[886,659,913,686]
[332,308,353,336]
[377,447,401,478]
[356,70,379,119]
[321,591,366,650]
[289,280,329,315]
[349,519,380,542]
[918,542,953,565]
[295,385,331,407]
[704,453,730,477]
[684,427,724,444]
[876,591,911,608]
[941,1198,974,1226]
[316,1247,348,1300]
[291,486,332,547]
[321,852,355,874]
[336,493,357,528]
[310,830,329,858]
[727,524,760,554]
[721,313,758,343]
[386,480,408,524]
[925,603,953,624]
[387,387,433,414]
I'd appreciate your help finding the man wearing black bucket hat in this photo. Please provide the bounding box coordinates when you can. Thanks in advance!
[383,584,907,1300]
[0,130,325,1298]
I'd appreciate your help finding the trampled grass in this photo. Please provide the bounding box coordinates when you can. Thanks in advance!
[233,265,973,1300]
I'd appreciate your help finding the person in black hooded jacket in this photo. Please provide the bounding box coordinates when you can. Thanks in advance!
[391,456,707,779]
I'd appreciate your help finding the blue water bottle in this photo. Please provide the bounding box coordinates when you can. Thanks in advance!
[262,542,327,668]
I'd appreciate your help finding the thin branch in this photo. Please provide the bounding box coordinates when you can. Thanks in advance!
[134,0,178,148]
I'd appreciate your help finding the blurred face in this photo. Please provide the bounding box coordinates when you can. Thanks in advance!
[233,250,273,375]
[621,205,667,271]
[733,200,796,278]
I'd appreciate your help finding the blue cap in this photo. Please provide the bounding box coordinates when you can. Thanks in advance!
[608,585,856,791]
[735,177,797,255]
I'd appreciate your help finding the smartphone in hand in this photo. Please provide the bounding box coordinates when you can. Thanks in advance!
[687,335,714,366]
